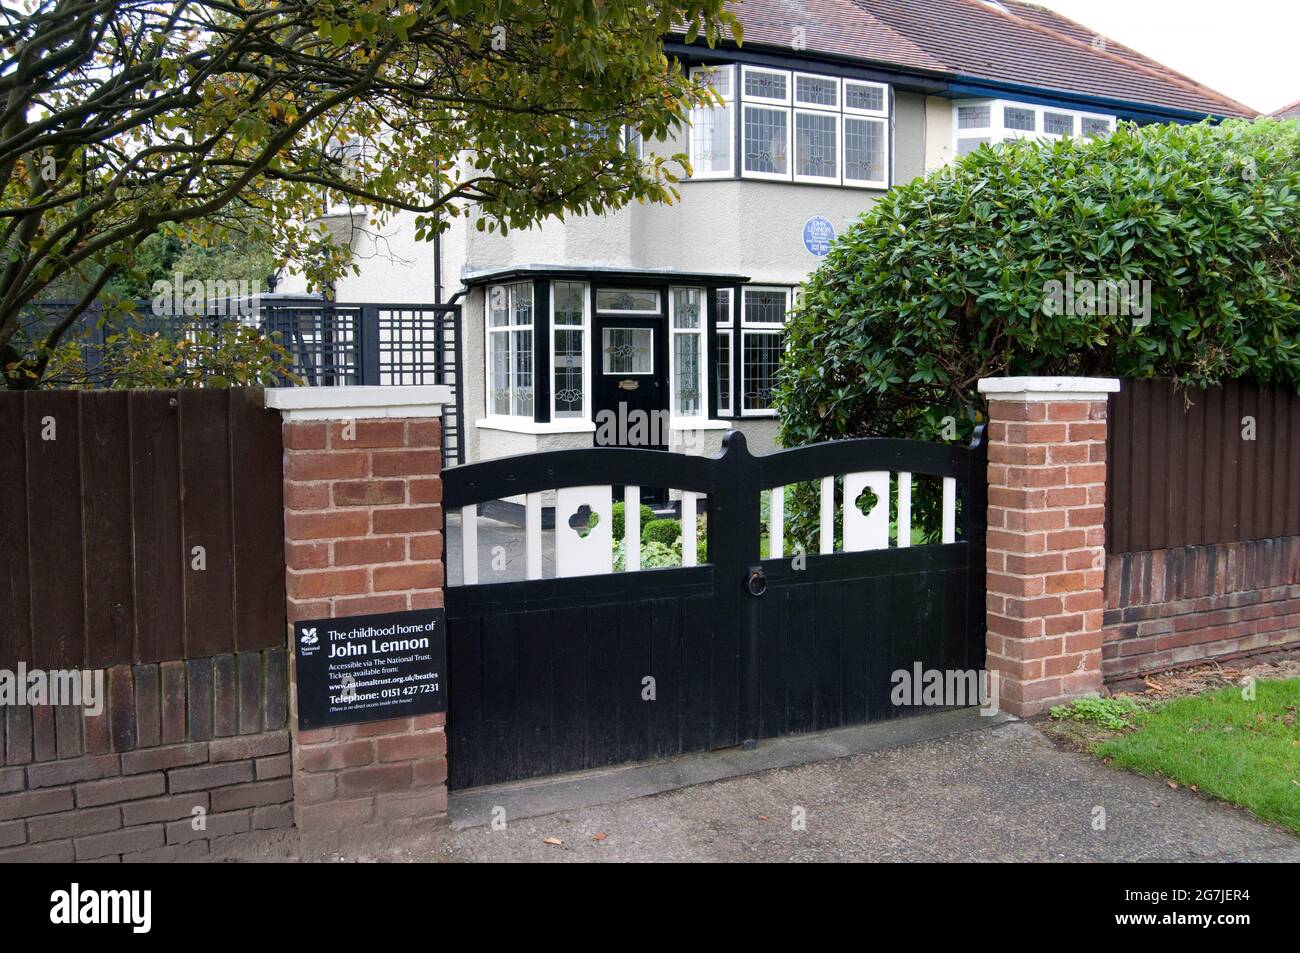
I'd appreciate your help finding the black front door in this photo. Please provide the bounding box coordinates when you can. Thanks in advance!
[593,316,667,452]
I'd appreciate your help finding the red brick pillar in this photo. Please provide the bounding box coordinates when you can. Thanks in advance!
[266,386,450,831]
[978,377,1120,716]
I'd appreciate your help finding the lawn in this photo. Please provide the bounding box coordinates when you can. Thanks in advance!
[1091,678,1300,835]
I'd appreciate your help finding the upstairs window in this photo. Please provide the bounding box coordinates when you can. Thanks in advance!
[689,65,735,178]
[691,64,890,189]
[953,99,1115,156]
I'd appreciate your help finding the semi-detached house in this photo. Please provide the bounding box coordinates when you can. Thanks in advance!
[277,0,1253,467]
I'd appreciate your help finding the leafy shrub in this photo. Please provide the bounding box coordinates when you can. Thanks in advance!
[642,518,681,547]
[776,118,1300,456]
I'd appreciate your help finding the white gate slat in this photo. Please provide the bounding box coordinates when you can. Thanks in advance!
[681,491,699,567]
[624,485,641,571]
[769,486,784,559]
[525,492,543,580]
[942,476,957,544]
[556,486,613,578]
[819,476,834,555]
[843,471,890,551]
[897,472,912,548]
[461,504,479,585]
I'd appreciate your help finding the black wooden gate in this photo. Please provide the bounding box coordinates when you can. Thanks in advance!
[443,430,987,790]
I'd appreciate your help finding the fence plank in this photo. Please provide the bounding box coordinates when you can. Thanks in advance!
[229,389,286,653]
[178,389,235,658]
[25,391,84,668]
[80,391,135,667]
[0,394,32,670]
[130,391,186,663]
[1107,379,1300,554]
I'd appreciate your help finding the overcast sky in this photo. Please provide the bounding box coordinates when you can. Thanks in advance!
[1033,0,1298,114]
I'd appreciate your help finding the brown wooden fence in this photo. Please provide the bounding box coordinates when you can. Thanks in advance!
[0,388,285,670]
[1106,378,1300,555]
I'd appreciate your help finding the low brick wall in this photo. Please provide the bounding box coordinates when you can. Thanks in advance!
[0,648,291,862]
[1102,536,1300,682]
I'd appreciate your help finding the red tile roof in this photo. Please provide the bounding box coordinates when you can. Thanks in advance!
[1273,99,1300,120]
[706,0,1253,117]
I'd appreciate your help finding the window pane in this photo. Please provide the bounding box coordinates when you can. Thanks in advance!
[553,281,585,326]
[845,82,885,113]
[511,329,533,416]
[553,328,583,418]
[694,65,732,98]
[673,331,702,416]
[716,329,732,414]
[743,332,782,411]
[743,106,788,175]
[957,137,989,156]
[744,69,787,101]
[488,285,509,327]
[603,327,653,374]
[795,111,838,178]
[716,288,733,325]
[844,117,885,183]
[596,288,659,313]
[957,104,991,129]
[1082,117,1112,137]
[691,101,732,175]
[672,287,702,328]
[744,288,788,324]
[1044,112,1074,136]
[623,125,643,158]
[1004,106,1036,131]
[795,75,837,107]
[510,282,533,326]
[489,331,511,414]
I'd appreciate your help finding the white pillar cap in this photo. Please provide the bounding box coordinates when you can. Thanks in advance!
[978,377,1121,402]
[264,385,451,420]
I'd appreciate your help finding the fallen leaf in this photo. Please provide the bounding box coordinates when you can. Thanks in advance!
[592,832,607,842]
[758,815,769,821]
[1167,781,1179,789]
[542,837,562,847]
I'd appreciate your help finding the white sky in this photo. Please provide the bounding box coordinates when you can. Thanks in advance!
[1032,0,1299,114]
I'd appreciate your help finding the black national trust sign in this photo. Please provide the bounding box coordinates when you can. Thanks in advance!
[294,608,446,730]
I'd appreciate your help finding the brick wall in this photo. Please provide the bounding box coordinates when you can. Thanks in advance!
[280,415,448,831]
[980,380,1115,716]
[1103,536,1300,682]
[0,648,291,862]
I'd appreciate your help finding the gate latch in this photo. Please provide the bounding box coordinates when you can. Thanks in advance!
[745,566,768,597]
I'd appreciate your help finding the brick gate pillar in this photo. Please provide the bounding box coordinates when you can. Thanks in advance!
[978,377,1121,716]
[266,385,451,831]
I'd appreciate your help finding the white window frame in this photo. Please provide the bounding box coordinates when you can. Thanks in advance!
[793,109,841,185]
[739,286,791,418]
[741,103,792,181]
[741,65,791,105]
[842,115,889,189]
[668,287,706,421]
[549,281,591,422]
[484,282,535,420]
[715,288,733,417]
[688,64,735,180]
[843,80,889,117]
[793,72,840,111]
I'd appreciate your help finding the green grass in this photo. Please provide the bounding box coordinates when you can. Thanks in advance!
[1093,678,1300,835]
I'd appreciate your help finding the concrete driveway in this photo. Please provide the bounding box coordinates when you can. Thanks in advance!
[447,720,1300,863]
